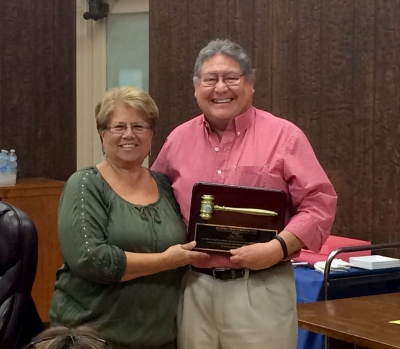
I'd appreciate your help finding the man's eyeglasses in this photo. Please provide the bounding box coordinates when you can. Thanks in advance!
[199,72,245,87]
[28,335,110,348]
[105,122,152,135]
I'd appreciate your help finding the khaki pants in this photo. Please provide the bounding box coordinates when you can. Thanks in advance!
[177,263,297,349]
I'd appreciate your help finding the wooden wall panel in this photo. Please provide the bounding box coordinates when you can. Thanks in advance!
[213,0,229,38]
[252,0,273,111]
[168,0,190,136]
[374,0,400,246]
[297,0,321,149]
[352,0,375,242]
[226,1,254,53]
[271,0,298,120]
[187,0,214,118]
[0,0,76,181]
[149,0,171,149]
[149,0,400,253]
[320,0,355,238]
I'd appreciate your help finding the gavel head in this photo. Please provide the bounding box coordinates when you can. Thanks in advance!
[200,194,214,220]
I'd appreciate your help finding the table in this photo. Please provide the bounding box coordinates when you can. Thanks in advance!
[294,266,400,349]
[297,292,400,349]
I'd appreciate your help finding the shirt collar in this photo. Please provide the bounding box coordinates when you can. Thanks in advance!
[232,106,255,133]
[201,106,255,134]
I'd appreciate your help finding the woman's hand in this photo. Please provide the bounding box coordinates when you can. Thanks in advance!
[122,241,209,281]
[163,241,209,269]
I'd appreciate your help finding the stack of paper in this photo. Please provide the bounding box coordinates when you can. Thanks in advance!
[349,255,400,270]
[314,259,351,274]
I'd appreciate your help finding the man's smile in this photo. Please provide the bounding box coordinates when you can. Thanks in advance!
[211,98,233,103]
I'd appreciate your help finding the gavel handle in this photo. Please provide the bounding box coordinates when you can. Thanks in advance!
[213,205,278,216]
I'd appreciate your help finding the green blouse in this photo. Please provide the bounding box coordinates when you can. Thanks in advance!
[49,167,187,349]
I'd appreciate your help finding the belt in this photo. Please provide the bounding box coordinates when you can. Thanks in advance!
[189,267,260,281]
[190,262,287,281]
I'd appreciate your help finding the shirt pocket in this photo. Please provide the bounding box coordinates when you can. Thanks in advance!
[226,166,267,187]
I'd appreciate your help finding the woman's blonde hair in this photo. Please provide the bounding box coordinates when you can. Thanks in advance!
[95,86,159,132]
[27,325,110,349]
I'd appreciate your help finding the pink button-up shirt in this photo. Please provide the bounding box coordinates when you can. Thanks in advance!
[152,107,337,268]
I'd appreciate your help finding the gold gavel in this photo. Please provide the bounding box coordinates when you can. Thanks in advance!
[200,194,278,220]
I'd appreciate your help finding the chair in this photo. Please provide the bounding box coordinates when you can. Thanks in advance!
[0,202,44,349]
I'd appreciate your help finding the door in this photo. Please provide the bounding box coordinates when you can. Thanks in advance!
[76,0,149,169]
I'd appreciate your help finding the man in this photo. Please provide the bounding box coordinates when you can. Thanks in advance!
[152,39,337,349]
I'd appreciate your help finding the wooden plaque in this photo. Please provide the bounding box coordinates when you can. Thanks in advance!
[188,182,287,254]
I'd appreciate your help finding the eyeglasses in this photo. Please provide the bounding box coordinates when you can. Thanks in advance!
[105,122,152,135]
[199,72,245,87]
[28,335,110,348]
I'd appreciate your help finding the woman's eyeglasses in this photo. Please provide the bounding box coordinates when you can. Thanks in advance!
[105,122,152,135]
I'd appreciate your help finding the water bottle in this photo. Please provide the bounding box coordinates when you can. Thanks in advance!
[8,149,18,171]
[6,149,18,185]
[0,150,9,185]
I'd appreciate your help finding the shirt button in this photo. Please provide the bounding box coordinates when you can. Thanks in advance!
[217,170,222,175]
[237,132,241,136]
[215,147,219,152]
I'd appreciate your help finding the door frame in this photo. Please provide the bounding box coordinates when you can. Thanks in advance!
[76,0,149,169]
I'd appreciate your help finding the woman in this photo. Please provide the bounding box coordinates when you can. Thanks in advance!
[49,86,208,349]
[28,326,110,349]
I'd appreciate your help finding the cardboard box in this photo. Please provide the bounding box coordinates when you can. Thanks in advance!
[293,235,371,264]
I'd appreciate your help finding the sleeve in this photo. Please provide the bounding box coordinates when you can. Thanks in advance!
[151,171,182,215]
[57,169,126,284]
[151,136,172,177]
[282,129,338,252]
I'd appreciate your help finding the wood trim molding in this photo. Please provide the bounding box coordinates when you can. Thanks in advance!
[76,0,106,169]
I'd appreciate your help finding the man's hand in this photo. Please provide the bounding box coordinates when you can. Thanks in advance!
[229,240,284,270]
